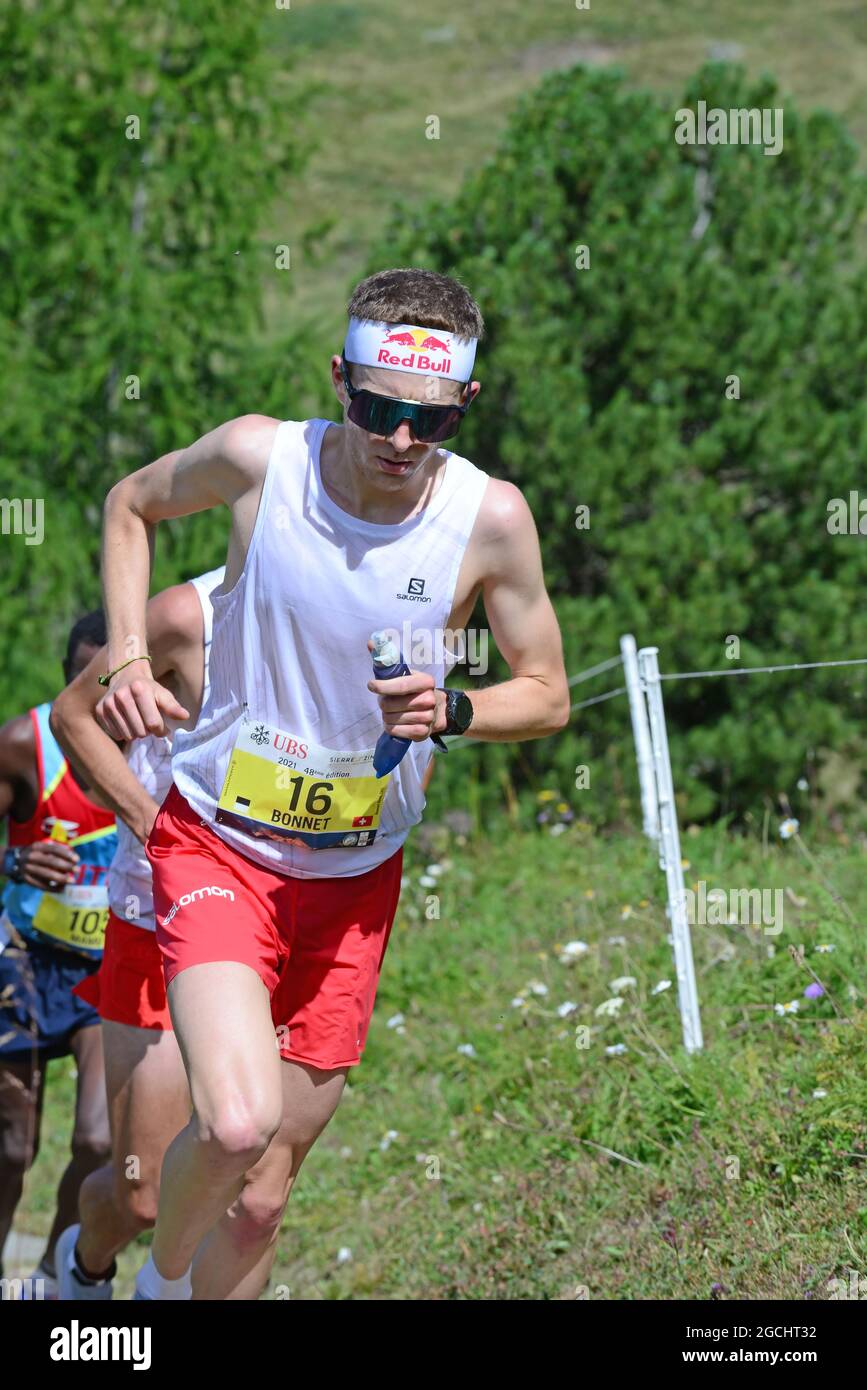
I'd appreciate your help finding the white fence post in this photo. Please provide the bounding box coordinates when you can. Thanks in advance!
[638,646,704,1054]
[621,634,659,842]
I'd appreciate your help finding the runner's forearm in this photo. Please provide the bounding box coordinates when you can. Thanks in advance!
[101,454,181,667]
[50,703,161,843]
[442,675,570,743]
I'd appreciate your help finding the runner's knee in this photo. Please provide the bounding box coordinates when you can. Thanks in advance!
[193,1099,282,1163]
[114,1176,160,1230]
[71,1130,112,1165]
[0,1123,38,1173]
[231,1181,291,1248]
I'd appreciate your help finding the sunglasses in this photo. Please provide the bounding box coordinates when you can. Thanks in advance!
[339,359,473,443]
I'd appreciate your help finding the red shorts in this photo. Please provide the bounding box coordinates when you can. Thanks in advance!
[73,909,173,1031]
[143,783,404,1069]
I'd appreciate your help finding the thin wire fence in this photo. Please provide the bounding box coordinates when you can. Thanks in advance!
[453,648,867,745]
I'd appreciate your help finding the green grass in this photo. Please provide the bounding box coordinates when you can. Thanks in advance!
[261,0,867,380]
[13,816,867,1298]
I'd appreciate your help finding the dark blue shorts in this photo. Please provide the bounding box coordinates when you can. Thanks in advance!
[0,938,101,1062]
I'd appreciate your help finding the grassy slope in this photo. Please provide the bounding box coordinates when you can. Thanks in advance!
[16,819,867,1299]
[261,0,867,373]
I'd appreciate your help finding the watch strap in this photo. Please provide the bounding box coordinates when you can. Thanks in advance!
[2,846,22,882]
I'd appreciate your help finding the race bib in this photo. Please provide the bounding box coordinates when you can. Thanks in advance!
[215,716,389,849]
[31,882,108,957]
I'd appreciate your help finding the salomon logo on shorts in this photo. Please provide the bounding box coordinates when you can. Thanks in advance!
[164,885,235,925]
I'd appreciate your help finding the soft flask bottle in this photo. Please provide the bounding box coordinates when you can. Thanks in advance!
[370,630,445,779]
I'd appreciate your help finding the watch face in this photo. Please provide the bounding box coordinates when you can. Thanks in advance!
[453,690,473,733]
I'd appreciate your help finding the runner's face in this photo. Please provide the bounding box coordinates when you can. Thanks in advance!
[339,363,470,485]
[64,640,100,685]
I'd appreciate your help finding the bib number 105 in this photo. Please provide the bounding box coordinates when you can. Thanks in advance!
[70,908,106,938]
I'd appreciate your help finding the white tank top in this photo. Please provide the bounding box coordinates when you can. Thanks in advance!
[108,567,224,930]
[171,417,489,879]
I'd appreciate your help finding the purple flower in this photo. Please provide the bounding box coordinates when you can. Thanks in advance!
[536,811,550,825]
[803,982,824,1000]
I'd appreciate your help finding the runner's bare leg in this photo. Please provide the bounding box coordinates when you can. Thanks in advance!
[0,1057,45,1263]
[43,1025,111,1268]
[76,1020,190,1271]
[150,961,283,1279]
[191,1058,347,1299]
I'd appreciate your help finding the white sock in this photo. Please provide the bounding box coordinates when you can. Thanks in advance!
[135,1253,192,1301]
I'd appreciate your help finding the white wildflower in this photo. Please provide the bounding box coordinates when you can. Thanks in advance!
[610,976,636,993]
[595,996,625,1017]
[559,940,589,963]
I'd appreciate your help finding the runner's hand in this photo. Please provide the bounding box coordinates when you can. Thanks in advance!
[16,841,79,891]
[96,670,189,742]
[367,669,447,742]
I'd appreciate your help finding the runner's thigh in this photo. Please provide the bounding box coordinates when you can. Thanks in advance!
[102,1020,190,1166]
[166,962,283,1135]
[69,1023,110,1147]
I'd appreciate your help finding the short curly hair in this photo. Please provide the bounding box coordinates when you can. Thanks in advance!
[348,267,484,341]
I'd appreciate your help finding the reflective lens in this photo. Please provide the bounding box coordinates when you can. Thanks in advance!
[346,391,465,442]
[340,360,471,442]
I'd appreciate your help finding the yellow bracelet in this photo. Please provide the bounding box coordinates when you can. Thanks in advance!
[97,654,153,688]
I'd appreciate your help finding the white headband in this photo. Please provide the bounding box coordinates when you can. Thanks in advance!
[343,317,477,383]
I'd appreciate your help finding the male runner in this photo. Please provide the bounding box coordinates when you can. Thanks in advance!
[0,613,116,1296]
[48,568,223,1299]
[97,267,570,1300]
[51,571,435,1300]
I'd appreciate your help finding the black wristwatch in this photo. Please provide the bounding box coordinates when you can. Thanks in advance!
[441,688,474,736]
[2,846,24,883]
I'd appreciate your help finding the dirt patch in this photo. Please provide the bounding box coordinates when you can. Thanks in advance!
[519,39,625,77]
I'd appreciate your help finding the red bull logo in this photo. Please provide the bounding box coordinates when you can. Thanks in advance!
[379,326,452,374]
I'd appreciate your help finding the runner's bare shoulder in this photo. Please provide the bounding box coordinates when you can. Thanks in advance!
[0,712,37,769]
[0,711,38,816]
[474,477,536,550]
[221,414,282,484]
[199,413,281,509]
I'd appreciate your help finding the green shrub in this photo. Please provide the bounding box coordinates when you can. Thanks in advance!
[374,63,867,824]
[0,0,324,710]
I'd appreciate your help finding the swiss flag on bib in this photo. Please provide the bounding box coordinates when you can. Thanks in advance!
[352,815,373,828]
